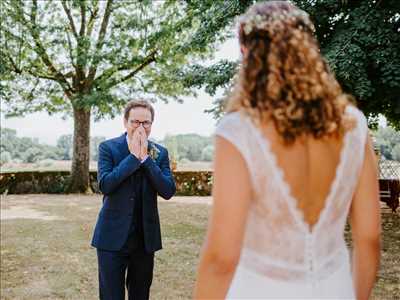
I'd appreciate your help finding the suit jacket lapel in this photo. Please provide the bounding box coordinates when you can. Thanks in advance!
[116,132,130,158]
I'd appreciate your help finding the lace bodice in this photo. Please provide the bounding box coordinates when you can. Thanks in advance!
[215,106,368,282]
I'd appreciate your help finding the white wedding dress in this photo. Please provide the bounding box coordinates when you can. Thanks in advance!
[215,106,368,299]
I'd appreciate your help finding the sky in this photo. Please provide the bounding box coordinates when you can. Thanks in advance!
[1,38,240,145]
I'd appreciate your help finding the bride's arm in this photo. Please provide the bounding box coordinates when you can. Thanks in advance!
[350,135,381,300]
[193,136,252,299]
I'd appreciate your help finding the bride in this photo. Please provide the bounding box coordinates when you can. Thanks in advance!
[194,1,381,299]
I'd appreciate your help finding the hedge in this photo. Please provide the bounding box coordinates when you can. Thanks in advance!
[0,171,212,197]
[0,171,398,211]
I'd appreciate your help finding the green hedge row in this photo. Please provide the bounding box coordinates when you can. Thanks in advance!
[0,171,212,196]
[0,171,398,211]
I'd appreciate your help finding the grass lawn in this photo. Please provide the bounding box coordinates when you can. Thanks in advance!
[1,194,399,299]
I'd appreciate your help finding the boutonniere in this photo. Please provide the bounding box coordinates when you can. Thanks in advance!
[148,142,160,161]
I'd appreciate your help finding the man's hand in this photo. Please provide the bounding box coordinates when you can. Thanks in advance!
[138,126,148,161]
[128,129,141,159]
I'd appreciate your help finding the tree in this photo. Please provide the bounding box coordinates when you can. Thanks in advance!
[373,126,400,160]
[201,144,214,162]
[1,0,249,192]
[392,144,400,162]
[90,136,106,161]
[161,134,179,161]
[1,127,108,164]
[295,0,400,128]
[161,133,212,162]
[0,128,18,155]
[182,0,400,128]
[1,127,60,162]
[57,134,105,161]
[0,151,12,165]
[57,134,73,160]
[23,147,43,163]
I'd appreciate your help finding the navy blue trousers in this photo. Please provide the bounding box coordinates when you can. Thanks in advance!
[97,234,154,300]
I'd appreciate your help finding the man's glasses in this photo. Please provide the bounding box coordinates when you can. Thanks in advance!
[130,119,152,129]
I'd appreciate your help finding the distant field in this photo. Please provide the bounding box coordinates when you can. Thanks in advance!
[1,161,98,172]
[1,160,398,178]
[1,159,400,179]
[0,161,213,172]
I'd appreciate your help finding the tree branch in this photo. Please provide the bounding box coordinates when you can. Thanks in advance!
[86,0,99,37]
[75,1,87,83]
[79,1,86,37]
[61,0,78,39]
[28,0,73,97]
[5,51,59,81]
[5,50,22,73]
[87,0,113,83]
[94,49,157,84]
[65,31,78,70]
[2,28,36,52]
[100,50,157,90]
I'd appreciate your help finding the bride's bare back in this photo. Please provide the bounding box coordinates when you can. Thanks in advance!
[261,122,344,228]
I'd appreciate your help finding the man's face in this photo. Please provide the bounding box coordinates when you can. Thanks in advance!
[124,107,153,138]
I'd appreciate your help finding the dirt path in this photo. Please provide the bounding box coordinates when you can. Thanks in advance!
[0,206,62,220]
[167,196,212,205]
[1,194,393,221]
[0,194,211,221]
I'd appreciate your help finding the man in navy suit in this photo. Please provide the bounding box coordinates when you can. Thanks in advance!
[91,100,176,300]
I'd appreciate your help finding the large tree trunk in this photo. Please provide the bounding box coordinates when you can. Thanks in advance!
[67,106,92,193]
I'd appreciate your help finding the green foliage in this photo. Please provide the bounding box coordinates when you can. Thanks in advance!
[56,134,105,161]
[90,136,106,161]
[201,145,214,162]
[1,0,246,118]
[1,0,248,191]
[0,127,214,164]
[186,0,400,128]
[173,171,213,196]
[160,133,213,162]
[0,171,72,194]
[0,128,106,163]
[294,0,400,128]
[0,151,12,165]
[179,60,238,96]
[0,170,214,196]
[57,134,73,160]
[24,147,43,163]
[373,126,400,161]
[0,127,61,163]
[392,144,400,161]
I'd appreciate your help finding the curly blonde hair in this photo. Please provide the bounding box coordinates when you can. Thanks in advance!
[227,1,354,144]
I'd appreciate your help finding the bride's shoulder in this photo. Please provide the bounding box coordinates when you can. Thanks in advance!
[216,111,245,132]
[344,105,368,131]
[218,111,242,123]
[215,111,250,146]
[345,105,365,118]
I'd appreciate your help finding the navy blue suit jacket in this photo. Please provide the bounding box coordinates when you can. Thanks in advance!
[91,133,176,253]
